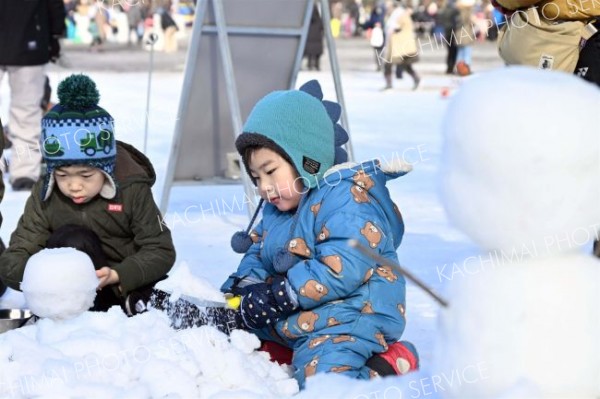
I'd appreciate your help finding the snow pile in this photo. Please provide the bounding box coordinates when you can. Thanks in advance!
[156,261,226,303]
[437,67,600,397]
[20,248,98,320]
[0,308,298,398]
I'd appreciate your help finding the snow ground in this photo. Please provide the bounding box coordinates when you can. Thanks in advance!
[7,44,592,397]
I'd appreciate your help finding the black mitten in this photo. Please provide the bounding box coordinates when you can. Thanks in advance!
[240,276,297,330]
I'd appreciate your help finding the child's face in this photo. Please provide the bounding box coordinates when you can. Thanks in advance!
[249,148,304,212]
[54,166,106,204]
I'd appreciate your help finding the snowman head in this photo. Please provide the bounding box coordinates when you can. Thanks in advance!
[21,248,98,320]
[441,67,600,255]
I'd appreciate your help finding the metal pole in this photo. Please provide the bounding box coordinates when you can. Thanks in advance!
[213,0,258,218]
[349,239,449,308]
[160,0,209,214]
[143,32,158,154]
[320,0,355,162]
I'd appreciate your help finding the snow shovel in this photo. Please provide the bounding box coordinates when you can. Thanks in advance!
[149,289,244,334]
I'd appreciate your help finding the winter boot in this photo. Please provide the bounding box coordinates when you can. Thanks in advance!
[395,65,404,79]
[456,61,471,77]
[366,340,419,376]
[259,340,293,365]
[381,74,393,91]
[412,75,421,90]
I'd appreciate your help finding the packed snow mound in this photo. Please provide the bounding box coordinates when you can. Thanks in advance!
[441,67,600,254]
[434,254,600,397]
[155,261,225,302]
[0,308,299,398]
[21,248,98,320]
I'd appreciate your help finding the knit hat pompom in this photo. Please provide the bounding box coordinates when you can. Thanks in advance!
[57,74,100,110]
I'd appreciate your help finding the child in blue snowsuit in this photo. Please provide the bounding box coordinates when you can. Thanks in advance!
[221,80,418,386]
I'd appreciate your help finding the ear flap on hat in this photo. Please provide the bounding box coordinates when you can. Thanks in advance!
[43,173,56,201]
[42,169,117,201]
[99,170,117,199]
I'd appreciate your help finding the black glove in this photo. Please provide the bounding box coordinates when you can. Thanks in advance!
[240,276,297,330]
[49,37,61,63]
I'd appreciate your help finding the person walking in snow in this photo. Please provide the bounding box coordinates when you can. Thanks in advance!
[221,80,419,387]
[303,5,325,71]
[0,74,175,315]
[0,0,65,191]
[382,0,421,90]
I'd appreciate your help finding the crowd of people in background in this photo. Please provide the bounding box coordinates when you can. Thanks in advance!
[62,0,189,52]
[327,0,503,77]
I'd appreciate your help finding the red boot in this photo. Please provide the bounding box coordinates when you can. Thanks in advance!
[259,341,293,365]
[366,341,419,376]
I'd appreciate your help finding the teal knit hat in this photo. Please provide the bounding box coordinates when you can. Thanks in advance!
[231,80,349,253]
[235,80,348,190]
[40,74,117,201]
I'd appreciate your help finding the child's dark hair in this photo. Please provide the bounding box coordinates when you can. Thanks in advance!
[46,224,108,269]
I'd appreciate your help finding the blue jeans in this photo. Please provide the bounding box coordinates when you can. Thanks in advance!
[457,45,472,66]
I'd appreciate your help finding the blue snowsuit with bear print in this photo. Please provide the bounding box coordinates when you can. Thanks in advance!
[221,160,408,386]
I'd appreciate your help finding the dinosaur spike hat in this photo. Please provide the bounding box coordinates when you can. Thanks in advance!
[231,80,349,253]
[40,74,117,201]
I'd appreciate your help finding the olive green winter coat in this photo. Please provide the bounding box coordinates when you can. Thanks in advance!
[0,141,175,294]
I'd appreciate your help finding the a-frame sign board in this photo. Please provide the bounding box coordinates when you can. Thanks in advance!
[160,0,352,215]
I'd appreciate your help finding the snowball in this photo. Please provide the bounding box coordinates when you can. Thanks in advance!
[440,67,600,254]
[21,248,98,320]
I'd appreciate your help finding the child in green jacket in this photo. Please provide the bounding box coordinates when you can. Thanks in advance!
[0,74,175,314]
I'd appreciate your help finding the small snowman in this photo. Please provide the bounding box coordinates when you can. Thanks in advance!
[435,67,600,397]
[21,248,99,320]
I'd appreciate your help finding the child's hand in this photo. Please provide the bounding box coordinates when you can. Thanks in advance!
[96,267,119,289]
[240,276,297,330]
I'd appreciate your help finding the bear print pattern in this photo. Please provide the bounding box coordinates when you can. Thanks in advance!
[310,202,321,217]
[351,185,370,203]
[330,365,352,373]
[281,320,298,339]
[321,255,343,274]
[398,303,405,317]
[353,170,375,191]
[332,335,356,344]
[308,335,331,349]
[299,279,329,301]
[376,265,398,283]
[360,221,382,248]
[305,356,319,378]
[317,225,330,242]
[375,332,388,351]
[327,317,340,327]
[297,311,319,332]
[361,302,375,314]
[288,237,311,257]
[363,268,374,283]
